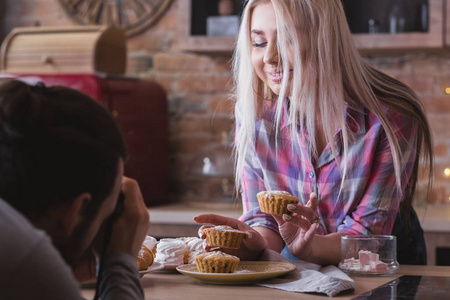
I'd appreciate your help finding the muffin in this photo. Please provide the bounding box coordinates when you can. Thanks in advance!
[203,225,245,249]
[194,251,240,273]
[257,190,300,216]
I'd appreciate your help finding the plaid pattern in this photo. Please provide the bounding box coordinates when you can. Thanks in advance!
[238,98,418,236]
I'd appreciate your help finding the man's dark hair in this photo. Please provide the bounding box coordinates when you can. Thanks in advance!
[0,79,126,216]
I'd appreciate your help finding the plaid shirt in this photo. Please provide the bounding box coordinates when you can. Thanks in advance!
[238,98,418,236]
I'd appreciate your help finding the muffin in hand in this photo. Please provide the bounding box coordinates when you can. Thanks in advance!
[257,190,300,216]
[203,225,246,249]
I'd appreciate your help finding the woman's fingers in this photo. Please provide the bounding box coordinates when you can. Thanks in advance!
[286,204,317,224]
[194,214,267,260]
[194,214,252,231]
[197,224,214,238]
[282,192,320,229]
[282,214,312,230]
[307,192,318,211]
[195,214,255,242]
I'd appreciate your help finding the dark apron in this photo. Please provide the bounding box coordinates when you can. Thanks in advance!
[391,205,427,265]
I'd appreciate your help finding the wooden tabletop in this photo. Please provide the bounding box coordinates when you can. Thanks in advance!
[81,265,450,299]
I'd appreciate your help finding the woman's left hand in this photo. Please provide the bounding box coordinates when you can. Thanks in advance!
[273,192,320,260]
[194,214,268,261]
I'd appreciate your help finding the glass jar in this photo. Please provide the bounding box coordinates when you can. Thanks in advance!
[184,131,239,208]
[339,235,399,276]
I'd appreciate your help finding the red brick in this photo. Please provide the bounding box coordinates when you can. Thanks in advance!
[153,53,215,72]
[210,116,234,135]
[153,75,175,94]
[395,74,435,96]
[177,115,211,134]
[176,136,212,155]
[434,143,447,157]
[422,96,450,114]
[153,13,179,31]
[410,56,443,76]
[429,182,449,204]
[428,115,450,140]
[439,75,450,95]
[215,57,233,72]
[127,53,153,74]
[128,32,171,52]
[178,75,232,93]
[210,96,236,114]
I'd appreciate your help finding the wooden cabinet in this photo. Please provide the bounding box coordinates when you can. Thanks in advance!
[177,0,445,53]
[175,0,235,54]
[352,0,444,50]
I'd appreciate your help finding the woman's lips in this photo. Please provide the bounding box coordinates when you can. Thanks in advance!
[266,70,292,82]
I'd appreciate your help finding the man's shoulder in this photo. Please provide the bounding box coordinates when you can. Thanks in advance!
[0,199,48,267]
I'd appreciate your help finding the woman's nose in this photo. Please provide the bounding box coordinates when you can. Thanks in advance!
[263,41,279,65]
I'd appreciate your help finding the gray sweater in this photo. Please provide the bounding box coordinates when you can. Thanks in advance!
[0,198,144,300]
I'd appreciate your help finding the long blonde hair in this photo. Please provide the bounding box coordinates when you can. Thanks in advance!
[233,0,433,211]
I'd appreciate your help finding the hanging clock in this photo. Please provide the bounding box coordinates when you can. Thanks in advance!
[58,0,173,38]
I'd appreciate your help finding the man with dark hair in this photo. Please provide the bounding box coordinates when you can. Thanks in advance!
[0,79,150,299]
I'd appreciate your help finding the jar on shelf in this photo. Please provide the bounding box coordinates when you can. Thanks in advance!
[184,131,239,208]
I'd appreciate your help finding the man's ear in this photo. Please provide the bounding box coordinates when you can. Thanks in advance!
[56,193,92,236]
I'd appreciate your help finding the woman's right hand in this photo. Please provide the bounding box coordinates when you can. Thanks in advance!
[194,214,268,261]
[272,192,319,261]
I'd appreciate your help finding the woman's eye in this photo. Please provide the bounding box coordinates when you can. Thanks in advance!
[252,41,267,48]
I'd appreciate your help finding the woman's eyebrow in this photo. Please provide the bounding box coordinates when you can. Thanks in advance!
[251,29,264,35]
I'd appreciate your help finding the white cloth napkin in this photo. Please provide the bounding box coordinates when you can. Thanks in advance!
[257,249,355,297]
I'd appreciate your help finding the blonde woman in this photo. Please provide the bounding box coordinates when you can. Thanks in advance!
[195,0,433,266]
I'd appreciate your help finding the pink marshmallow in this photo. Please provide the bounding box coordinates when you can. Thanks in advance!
[369,252,379,262]
[358,250,372,265]
[370,261,388,272]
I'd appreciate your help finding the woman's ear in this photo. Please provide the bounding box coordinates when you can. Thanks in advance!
[53,193,92,236]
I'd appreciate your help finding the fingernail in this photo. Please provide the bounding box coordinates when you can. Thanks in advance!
[310,192,317,198]
[287,204,296,210]
[283,214,292,221]
[246,232,253,239]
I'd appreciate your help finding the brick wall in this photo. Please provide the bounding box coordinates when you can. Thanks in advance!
[1,0,449,206]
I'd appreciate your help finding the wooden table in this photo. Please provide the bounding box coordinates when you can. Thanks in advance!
[81,265,450,299]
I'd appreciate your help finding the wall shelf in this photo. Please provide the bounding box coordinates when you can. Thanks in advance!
[176,0,445,54]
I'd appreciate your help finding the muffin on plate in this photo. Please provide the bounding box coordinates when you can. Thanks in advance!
[203,225,245,249]
[194,251,240,273]
[257,190,300,216]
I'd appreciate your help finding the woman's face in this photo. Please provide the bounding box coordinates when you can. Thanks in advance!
[250,2,293,96]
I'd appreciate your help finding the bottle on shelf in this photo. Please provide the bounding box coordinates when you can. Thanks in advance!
[389,1,407,34]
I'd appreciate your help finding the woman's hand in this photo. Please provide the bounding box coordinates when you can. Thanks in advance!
[273,193,319,261]
[108,177,150,258]
[194,214,268,261]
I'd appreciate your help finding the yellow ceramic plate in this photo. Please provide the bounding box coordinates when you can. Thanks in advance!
[176,261,296,285]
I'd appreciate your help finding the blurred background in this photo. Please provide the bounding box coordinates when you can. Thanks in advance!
[0,0,449,265]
